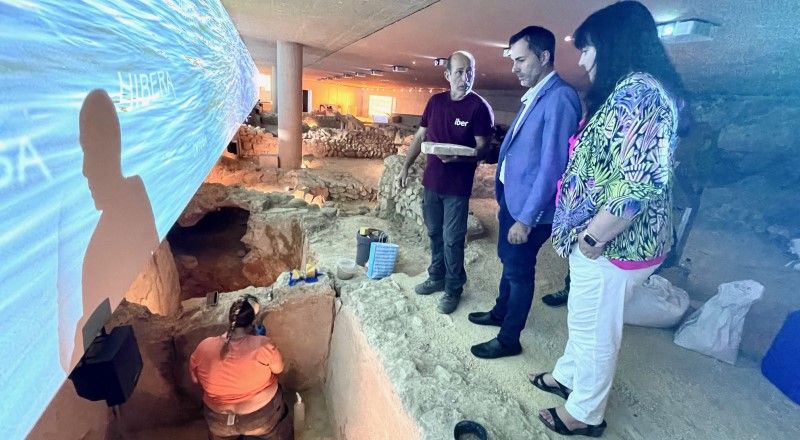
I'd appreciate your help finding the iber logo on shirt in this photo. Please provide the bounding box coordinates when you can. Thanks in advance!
[454,118,469,127]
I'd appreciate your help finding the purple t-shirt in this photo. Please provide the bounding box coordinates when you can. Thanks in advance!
[420,91,494,197]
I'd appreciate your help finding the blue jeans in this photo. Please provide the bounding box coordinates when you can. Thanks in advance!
[491,185,552,347]
[422,188,469,295]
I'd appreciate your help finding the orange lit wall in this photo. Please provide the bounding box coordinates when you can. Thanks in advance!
[391,89,431,115]
[257,67,273,109]
[301,80,453,118]
[303,81,364,116]
[356,88,437,117]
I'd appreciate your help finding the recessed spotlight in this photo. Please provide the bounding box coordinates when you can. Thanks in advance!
[564,35,573,42]
[433,57,447,66]
[412,60,416,65]
[392,65,409,73]
[502,47,511,57]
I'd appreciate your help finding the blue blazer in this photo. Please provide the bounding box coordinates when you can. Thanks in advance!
[496,73,580,227]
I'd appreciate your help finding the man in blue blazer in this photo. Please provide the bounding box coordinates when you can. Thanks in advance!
[469,26,580,359]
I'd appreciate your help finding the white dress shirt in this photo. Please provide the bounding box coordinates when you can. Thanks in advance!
[499,71,556,184]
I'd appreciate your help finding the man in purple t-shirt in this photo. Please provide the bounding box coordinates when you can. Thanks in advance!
[397,50,494,314]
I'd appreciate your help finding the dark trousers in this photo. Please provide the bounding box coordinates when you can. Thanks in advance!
[422,188,469,295]
[203,387,293,440]
[491,185,552,347]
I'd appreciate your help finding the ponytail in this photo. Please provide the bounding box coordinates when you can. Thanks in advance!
[220,298,246,359]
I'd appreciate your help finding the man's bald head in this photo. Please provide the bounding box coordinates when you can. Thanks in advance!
[445,51,476,73]
[444,50,476,100]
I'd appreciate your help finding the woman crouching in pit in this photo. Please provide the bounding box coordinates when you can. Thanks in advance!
[190,295,293,440]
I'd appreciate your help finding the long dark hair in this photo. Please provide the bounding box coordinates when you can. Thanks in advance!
[219,295,257,359]
[574,1,691,133]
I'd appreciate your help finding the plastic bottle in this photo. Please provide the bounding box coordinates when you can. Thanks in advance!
[293,392,305,436]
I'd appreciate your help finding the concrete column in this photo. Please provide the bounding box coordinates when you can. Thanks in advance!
[277,41,302,169]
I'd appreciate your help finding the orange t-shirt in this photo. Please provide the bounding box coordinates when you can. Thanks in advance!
[190,335,283,407]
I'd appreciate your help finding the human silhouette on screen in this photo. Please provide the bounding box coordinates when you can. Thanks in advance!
[60,89,159,371]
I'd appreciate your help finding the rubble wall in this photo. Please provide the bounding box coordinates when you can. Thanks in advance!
[303,125,413,159]
[376,155,425,228]
[377,155,489,236]
[284,169,377,204]
[236,124,278,158]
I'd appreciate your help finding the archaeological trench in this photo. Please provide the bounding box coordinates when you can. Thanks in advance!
[34,113,800,440]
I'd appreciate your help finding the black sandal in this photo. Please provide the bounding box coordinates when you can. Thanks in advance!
[529,373,571,399]
[538,408,607,437]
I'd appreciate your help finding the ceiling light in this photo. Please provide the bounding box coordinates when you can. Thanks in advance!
[564,35,573,42]
[433,58,447,66]
[657,18,719,43]
[392,65,409,73]
[354,72,366,77]
[502,47,511,57]
[369,69,383,76]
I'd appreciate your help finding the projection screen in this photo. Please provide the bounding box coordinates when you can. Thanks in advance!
[0,1,258,437]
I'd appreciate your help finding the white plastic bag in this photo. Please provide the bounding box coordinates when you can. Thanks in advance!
[624,275,690,328]
[673,280,764,364]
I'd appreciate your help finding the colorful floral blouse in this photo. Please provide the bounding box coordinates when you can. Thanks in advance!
[552,72,679,260]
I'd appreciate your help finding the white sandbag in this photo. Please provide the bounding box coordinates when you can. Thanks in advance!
[673,280,764,364]
[623,275,690,328]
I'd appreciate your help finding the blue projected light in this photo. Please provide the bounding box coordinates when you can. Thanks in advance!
[0,1,257,438]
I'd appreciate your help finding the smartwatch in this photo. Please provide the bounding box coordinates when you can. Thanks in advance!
[583,232,602,247]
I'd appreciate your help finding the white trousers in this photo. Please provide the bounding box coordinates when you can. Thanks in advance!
[551,246,657,425]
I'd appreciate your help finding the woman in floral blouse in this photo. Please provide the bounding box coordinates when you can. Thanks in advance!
[531,1,688,436]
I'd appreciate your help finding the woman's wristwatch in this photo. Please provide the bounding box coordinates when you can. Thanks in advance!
[582,232,605,247]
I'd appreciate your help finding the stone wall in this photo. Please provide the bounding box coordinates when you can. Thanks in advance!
[377,155,425,227]
[236,124,278,157]
[377,155,486,237]
[303,125,415,159]
[284,169,377,204]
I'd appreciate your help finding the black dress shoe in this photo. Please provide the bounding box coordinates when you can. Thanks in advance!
[541,288,569,307]
[468,311,503,327]
[470,338,522,359]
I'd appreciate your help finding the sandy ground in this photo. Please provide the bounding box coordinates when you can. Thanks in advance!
[310,199,800,440]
